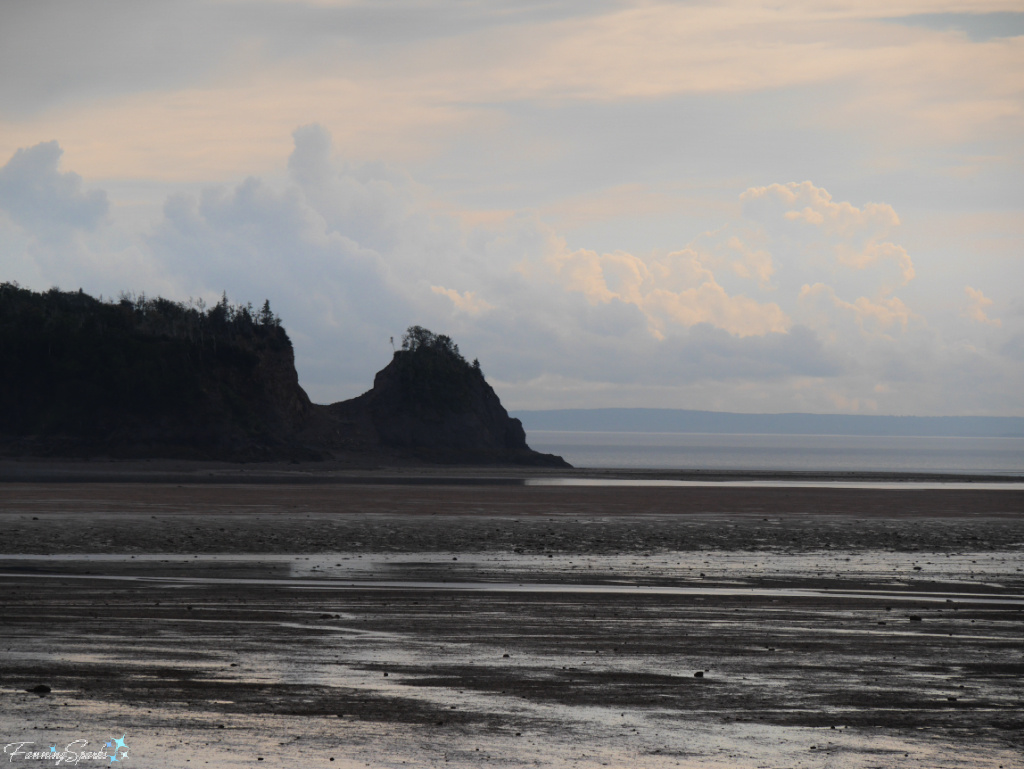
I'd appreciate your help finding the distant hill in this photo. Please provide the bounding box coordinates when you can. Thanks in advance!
[514,408,1024,438]
[0,284,567,466]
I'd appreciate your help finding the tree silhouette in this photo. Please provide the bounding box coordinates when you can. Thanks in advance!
[401,325,463,361]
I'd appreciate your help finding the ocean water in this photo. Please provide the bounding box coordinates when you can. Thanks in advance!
[525,431,1024,475]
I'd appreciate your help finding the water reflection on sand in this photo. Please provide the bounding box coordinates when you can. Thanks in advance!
[3,541,1023,768]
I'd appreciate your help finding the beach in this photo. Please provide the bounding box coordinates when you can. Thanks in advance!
[2,475,1022,767]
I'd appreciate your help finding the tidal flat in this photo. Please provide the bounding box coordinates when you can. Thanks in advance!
[1,481,1022,768]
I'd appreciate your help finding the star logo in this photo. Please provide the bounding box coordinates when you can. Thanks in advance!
[109,734,128,764]
[50,746,57,753]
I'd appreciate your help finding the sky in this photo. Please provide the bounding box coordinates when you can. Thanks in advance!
[1,0,1022,416]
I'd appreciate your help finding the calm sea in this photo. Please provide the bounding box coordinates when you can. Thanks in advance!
[525,431,1024,475]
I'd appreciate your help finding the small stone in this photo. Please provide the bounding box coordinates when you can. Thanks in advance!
[909,615,923,622]
[26,685,51,694]
[693,671,704,678]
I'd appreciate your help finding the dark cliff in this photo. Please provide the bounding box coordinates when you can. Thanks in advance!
[0,284,312,459]
[324,327,568,466]
[0,285,567,466]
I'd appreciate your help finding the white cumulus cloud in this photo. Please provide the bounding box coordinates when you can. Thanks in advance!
[962,285,1001,326]
[741,181,915,287]
[431,285,493,315]
[546,246,790,339]
[800,283,915,335]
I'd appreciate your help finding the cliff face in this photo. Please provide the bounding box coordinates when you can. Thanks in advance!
[370,348,528,452]
[322,332,569,466]
[0,287,567,466]
[0,284,313,459]
[338,345,566,465]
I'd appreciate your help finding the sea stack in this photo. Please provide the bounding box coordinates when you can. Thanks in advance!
[325,326,570,467]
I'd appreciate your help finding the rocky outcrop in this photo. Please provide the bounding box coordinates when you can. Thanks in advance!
[324,330,569,466]
[0,286,567,466]
[0,284,315,459]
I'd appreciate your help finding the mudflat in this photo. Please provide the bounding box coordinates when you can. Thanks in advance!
[1,479,1022,768]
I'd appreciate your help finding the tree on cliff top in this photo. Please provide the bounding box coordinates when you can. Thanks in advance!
[400,325,482,372]
[401,325,460,357]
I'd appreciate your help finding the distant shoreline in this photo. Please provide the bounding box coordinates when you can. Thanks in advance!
[514,408,1024,438]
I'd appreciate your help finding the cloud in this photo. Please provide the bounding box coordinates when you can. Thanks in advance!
[888,12,1024,43]
[0,141,108,240]
[723,236,774,285]
[147,161,411,395]
[659,323,841,382]
[145,139,860,398]
[547,246,790,339]
[744,181,901,239]
[2,127,1020,415]
[962,285,1001,326]
[3,0,1020,193]
[431,285,493,315]
[799,282,915,333]
[741,181,914,287]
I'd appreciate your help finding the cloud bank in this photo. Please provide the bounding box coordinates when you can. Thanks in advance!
[1,129,1020,415]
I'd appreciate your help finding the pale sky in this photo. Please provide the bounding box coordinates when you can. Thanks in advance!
[1,0,1022,415]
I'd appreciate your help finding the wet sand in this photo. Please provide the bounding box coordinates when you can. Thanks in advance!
[1,481,1022,767]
